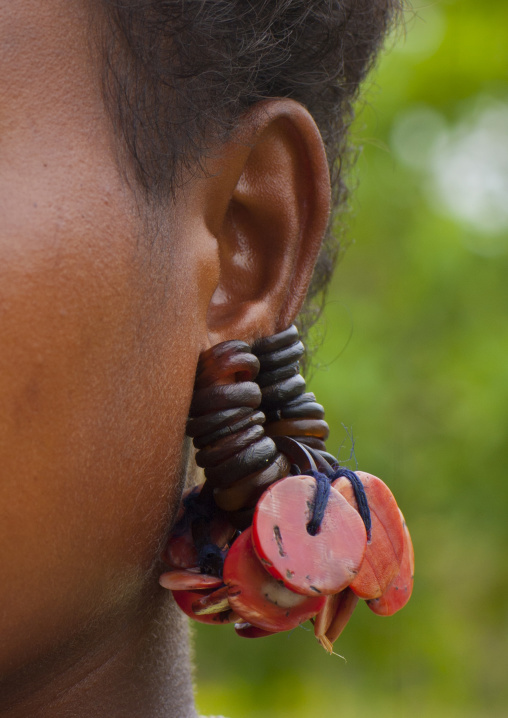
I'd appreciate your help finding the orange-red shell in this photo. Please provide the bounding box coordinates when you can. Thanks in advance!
[333,472,404,600]
[367,510,414,616]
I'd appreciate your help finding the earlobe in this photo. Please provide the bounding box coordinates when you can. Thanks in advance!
[203,99,331,345]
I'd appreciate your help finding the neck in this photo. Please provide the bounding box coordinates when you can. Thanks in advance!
[0,587,196,718]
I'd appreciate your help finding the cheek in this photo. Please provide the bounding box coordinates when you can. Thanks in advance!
[0,190,201,672]
[0,0,213,680]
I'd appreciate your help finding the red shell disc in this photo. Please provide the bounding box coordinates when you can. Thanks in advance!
[163,531,199,570]
[192,585,231,615]
[159,569,223,591]
[333,472,405,600]
[313,587,359,653]
[313,592,340,643]
[223,526,325,632]
[367,511,414,616]
[325,587,359,644]
[252,475,367,596]
[234,623,278,639]
[172,588,235,625]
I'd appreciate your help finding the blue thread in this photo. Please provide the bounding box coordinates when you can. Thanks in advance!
[306,471,331,536]
[330,467,372,540]
[170,487,212,538]
[183,489,214,521]
[198,543,225,577]
[176,489,224,576]
[305,466,372,540]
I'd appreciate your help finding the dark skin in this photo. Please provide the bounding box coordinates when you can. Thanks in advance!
[0,1,331,716]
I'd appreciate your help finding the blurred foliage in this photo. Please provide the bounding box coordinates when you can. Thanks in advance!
[195,1,508,715]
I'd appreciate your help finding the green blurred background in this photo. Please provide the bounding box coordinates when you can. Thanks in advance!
[195,2,508,716]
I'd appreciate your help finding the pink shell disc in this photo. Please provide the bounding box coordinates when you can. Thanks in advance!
[223,526,325,632]
[252,475,367,596]
[159,569,223,592]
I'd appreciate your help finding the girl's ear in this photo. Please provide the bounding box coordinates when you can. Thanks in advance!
[181,99,331,346]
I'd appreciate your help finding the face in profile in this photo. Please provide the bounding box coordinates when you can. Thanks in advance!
[0,0,398,714]
[0,0,329,687]
[0,0,207,678]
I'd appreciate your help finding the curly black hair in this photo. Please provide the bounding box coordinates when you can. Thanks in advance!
[100,0,401,332]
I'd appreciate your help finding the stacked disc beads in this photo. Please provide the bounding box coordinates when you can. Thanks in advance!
[187,340,291,526]
[253,325,329,452]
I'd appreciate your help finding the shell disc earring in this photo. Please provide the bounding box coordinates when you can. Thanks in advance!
[160,326,414,652]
